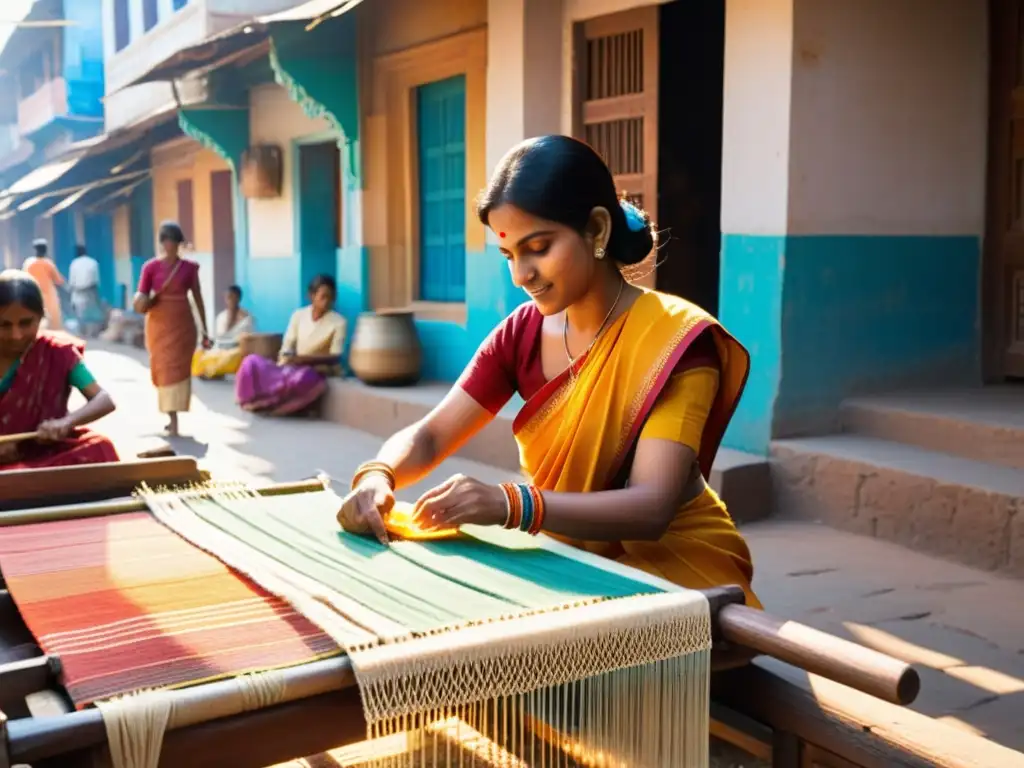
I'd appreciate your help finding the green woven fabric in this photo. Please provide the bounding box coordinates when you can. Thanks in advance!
[182,490,664,635]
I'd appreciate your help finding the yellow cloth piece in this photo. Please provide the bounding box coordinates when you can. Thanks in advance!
[192,347,244,379]
[639,366,720,453]
[514,290,760,609]
[384,502,460,541]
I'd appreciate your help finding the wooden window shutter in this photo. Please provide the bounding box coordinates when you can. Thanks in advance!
[573,7,659,224]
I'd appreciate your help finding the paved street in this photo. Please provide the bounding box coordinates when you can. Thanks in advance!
[84,340,1024,756]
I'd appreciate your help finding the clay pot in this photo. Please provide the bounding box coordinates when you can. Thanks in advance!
[239,332,283,361]
[348,311,422,386]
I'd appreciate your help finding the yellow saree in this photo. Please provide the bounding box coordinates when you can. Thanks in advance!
[514,290,761,608]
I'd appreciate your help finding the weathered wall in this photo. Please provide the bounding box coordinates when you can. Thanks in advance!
[718,0,989,452]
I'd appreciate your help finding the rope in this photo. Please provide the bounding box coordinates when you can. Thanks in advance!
[237,670,287,712]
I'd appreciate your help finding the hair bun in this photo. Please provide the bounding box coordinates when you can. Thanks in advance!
[616,200,655,265]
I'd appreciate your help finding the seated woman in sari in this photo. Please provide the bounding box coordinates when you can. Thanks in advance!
[192,285,254,380]
[0,270,118,470]
[235,274,345,416]
[337,135,760,609]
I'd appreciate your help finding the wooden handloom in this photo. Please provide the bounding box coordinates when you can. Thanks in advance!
[0,462,1019,768]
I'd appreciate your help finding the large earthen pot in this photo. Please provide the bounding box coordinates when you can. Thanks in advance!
[239,332,283,361]
[348,311,422,386]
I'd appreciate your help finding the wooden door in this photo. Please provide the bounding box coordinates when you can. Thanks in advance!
[210,170,236,300]
[417,75,467,303]
[573,6,659,266]
[175,179,195,249]
[297,142,341,299]
[987,0,1024,378]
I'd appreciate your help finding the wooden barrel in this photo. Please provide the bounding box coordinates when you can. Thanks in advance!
[239,332,283,361]
[348,311,422,386]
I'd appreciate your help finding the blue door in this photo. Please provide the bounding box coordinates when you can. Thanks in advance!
[417,75,466,303]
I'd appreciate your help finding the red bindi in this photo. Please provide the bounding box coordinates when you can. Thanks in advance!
[499,232,506,238]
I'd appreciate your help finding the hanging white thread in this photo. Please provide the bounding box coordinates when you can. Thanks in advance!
[96,690,173,768]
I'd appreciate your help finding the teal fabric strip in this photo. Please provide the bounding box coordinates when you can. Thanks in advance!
[183,490,662,636]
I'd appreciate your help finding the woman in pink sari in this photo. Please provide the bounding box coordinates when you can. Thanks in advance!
[0,270,118,469]
[133,222,210,436]
[235,274,345,416]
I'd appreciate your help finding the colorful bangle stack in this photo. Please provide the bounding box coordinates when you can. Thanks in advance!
[351,460,396,491]
[499,482,546,535]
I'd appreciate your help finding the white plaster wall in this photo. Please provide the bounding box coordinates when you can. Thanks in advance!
[720,0,794,236]
[485,0,563,177]
[787,0,989,236]
[246,84,332,259]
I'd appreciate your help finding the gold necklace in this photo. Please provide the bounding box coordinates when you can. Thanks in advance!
[562,279,625,382]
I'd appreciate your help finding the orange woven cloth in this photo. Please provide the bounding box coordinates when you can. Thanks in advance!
[0,512,339,707]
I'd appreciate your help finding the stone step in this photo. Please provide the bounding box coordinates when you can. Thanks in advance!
[323,379,771,524]
[770,434,1024,577]
[839,388,1024,470]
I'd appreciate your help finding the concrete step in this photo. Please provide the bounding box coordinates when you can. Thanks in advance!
[323,379,772,524]
[770,434,1024,577]
[840,388,1024,470]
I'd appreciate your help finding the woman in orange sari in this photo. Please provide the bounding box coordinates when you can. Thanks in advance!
[133,222,210,437]
[336,135,760,608]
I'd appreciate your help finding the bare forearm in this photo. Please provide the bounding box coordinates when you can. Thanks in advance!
[67,391,115,428]
[538,486,675,542]
[374,423,443,490]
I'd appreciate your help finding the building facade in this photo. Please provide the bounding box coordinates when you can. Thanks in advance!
[0,0,105,276]
[5,0,1014,461]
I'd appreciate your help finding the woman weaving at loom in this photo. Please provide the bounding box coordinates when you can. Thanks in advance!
[0,269,118,469]
[339,135,760,608]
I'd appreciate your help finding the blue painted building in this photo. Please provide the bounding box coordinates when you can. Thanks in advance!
[0,0,108,291]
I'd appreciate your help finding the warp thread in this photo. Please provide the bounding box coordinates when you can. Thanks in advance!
[94,671,288,768]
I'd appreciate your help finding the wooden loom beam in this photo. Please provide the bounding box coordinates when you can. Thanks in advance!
[0,458,205,512]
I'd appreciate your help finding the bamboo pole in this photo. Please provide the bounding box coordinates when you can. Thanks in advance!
[718,604,920,706]
[0,433,38,446]
[0,478,329,527]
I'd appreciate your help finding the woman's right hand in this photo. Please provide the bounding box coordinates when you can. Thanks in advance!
[337,473,394,545]
[0,442,20,464]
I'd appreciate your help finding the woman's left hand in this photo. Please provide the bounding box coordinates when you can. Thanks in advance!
[413,474,507,531]
[37,418,73,442]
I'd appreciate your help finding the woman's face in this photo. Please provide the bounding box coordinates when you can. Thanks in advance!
[488,204,604,316]
[0,301,41,358]
[160,236,180,258]
[310,285,335,314]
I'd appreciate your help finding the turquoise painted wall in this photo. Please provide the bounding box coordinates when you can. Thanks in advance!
[83,213,116,306]
[414,245,527,382]
[719,234,981,454]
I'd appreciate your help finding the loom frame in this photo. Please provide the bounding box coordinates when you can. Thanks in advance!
[0,462,1015,768]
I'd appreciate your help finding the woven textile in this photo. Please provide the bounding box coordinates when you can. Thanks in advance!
[0,512,339,707]
[143,486,714,767]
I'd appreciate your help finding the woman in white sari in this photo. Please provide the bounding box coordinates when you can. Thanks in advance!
[191,285,254,379]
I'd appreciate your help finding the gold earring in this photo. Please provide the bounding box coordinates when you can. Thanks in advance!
[595,246,606,260]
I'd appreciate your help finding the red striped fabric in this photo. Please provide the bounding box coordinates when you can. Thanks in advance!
[0,513,339,707]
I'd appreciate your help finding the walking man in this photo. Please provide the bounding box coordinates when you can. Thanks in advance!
[22,238,65,330]
[68,244,103,335]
